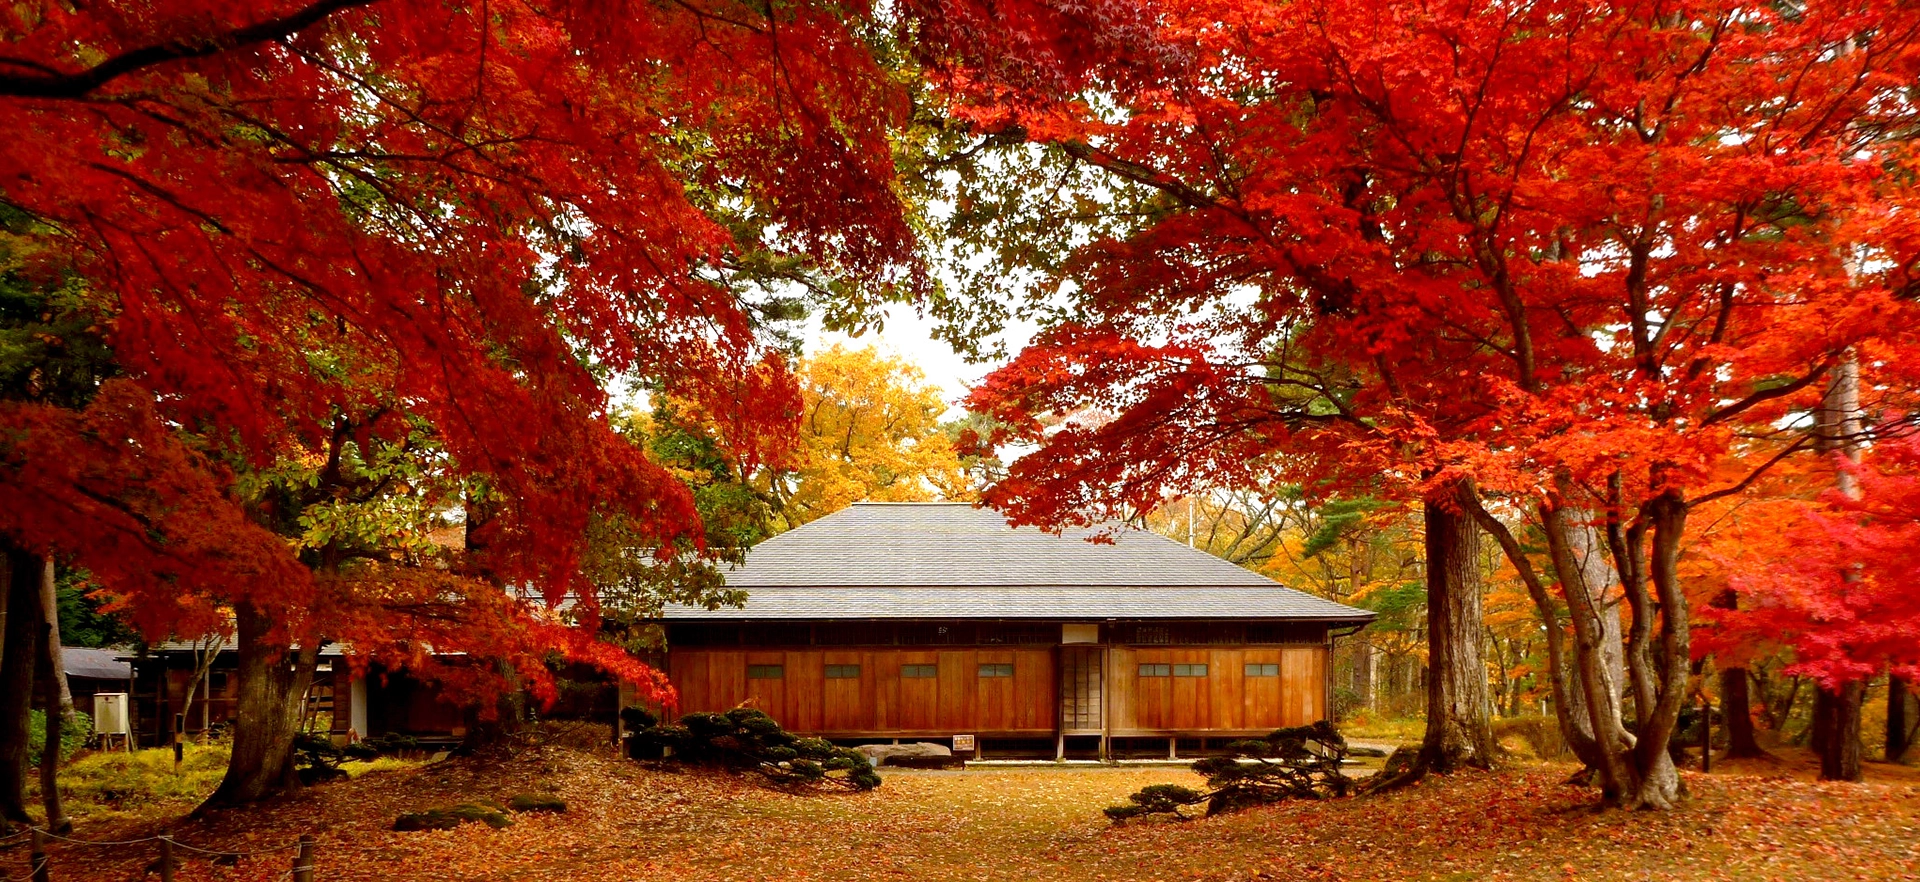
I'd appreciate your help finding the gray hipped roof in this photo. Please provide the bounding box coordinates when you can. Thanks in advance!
[664,503,1373,623]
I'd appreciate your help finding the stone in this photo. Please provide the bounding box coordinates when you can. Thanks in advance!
[854,742,954,767]
[507,793,567,813]
[394,803,513,832]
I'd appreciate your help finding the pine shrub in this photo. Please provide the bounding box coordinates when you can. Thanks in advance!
[621,706,881,791]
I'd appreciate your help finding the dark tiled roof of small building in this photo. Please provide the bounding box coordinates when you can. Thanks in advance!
[63,646,131,680]
[665,502,1373,622]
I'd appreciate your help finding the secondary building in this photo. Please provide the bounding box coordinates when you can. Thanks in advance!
[657,502,1373,758]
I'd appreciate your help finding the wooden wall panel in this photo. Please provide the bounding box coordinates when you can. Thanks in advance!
[822,651,867,731]
[1242,648,1283,730]
[935,650,972,731]
[1108,647,1134,732]
[1169,649,1210,731]
[975,650,1011,731]
[896,650,939,731]
[1014,649,1055,730]
[786,652,823,732]
[871,650,899,731]
[744,651,787,722]
[1280,647,1319,726]
[1210,649,1243,731]
[1129,649,1170,730]
[669,642,1325,736]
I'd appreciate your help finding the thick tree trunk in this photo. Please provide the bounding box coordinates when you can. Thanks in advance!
[1888,676,1912,763]
[1810,688,1830,752]
[1816,682,1865,781]
[0,546,37,825]
[1373,481,1495,791]
[200,604,318,810]
[1719,666,1766,759]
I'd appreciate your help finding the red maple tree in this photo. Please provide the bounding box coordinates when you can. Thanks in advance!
[0,0,918,804]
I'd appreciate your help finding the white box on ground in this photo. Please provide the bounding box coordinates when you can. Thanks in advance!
[93,692,130,735]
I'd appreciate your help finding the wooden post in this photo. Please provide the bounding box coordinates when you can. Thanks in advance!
[292,834,315,882]
[158,836,175,882]
[1168,736,1177,760]
[1054,734,1064,761]
[29,828,49,882]
[172,713,184,770]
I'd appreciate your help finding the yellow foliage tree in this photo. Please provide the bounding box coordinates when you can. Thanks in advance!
[774,344,971,526]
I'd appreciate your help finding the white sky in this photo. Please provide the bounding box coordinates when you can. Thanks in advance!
[802,303,1036,419]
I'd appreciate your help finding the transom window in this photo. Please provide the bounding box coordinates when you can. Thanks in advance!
[746,664,785,679]
[824,664,861,679]
[978,663,1014,678]
[901,664,938,679]
[1172,664,1208,677]
[1138,663,1171,677]
[1244,663,1280,677]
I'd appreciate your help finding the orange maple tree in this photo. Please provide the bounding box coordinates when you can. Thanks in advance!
[941,0,1920,807]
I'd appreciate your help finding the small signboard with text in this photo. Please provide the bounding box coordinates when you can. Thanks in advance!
[952,734,977,760]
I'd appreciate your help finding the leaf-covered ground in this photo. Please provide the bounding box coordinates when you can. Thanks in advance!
[11,746,1920,881]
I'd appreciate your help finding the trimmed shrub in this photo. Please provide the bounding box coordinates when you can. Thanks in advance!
[622,705,881,791]
[1106,721,1356,822]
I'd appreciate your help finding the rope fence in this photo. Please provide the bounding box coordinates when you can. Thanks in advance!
[2,826,316,882]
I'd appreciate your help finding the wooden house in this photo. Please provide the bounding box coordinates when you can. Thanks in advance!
[122,644,468,748]
[658,503,1374,759]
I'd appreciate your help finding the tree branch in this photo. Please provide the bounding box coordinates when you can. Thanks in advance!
[0,0,378,99]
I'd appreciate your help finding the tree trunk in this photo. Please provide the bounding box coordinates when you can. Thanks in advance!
[36,559,70,832]
[1817,681,1865,781]
[0,546,37,825]
[1354,640,1376,713]
[200,603,318,810]
[1542,502,1635,800]
[1719,666,1766,759]
[177,638,220,742]
[1810,687,1830,752]
[1373,481,1495,791]
[1624,490,1691,809]
[1465,493,1603,771]
[1815,357,1865,779]
[37,561,71,721]
[1888,675,1912,763]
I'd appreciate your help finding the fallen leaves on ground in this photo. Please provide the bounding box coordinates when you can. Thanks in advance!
[8,747,1920,881]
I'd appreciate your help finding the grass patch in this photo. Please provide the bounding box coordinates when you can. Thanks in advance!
[1337,715,1425,743]
[38,743,230,824]
[345,756,426,779]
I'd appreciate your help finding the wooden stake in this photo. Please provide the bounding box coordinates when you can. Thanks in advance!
[29,828,49,882]
[159,836,175,882]
[292,833,315,882]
